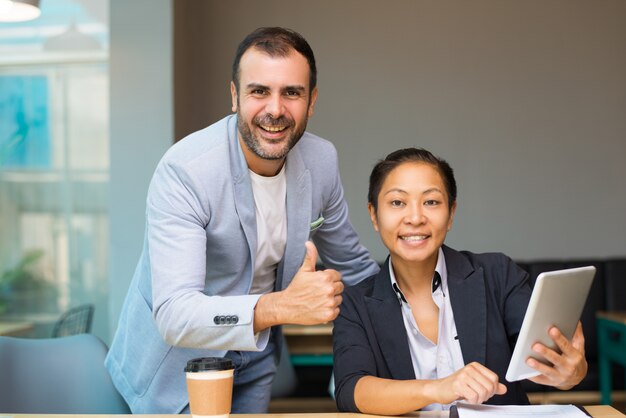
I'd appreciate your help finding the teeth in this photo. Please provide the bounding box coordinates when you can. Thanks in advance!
[261,125,286,132]
[401,235,427,241]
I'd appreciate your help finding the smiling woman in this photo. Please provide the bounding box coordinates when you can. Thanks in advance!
[332,147,588,415]
[368,161,455,274]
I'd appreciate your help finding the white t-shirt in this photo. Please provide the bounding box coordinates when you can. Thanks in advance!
[248,165,287,295]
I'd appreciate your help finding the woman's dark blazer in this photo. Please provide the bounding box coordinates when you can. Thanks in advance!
[333,245,533,412]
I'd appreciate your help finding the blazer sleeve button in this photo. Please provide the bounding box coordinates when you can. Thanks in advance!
[233,315,239,324]
[213,316,220,325]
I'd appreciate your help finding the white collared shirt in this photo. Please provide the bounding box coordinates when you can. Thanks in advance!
[389,247,465,411]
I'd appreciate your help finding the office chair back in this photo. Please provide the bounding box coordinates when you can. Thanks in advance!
[52,303,95,337]
[0,333,130,413]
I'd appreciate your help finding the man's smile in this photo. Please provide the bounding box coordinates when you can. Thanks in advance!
[259,124,288,133]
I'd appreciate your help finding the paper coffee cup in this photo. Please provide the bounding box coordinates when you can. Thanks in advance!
[185,357,235,418]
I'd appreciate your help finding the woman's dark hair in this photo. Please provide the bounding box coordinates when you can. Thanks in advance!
[368,147,457,212]
[232,27,317,92]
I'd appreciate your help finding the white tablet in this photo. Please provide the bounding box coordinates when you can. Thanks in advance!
[505,265,596,382]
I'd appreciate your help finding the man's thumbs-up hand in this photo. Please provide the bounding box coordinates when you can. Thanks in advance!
[253,241,344,333]
[281,241,344,325]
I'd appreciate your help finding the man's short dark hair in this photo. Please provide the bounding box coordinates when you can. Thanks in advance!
[232,27,317,92]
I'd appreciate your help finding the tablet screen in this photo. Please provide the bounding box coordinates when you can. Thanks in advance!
[505,265,596,382]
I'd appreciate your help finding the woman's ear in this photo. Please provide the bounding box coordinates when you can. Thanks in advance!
[447,201,457,231]
[307,87,318,117]
[368,203,379,232]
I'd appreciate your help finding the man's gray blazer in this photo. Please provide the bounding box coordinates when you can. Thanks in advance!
[105,114,379,413]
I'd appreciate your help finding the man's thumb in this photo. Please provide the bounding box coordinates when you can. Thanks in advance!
[300,241,318,272]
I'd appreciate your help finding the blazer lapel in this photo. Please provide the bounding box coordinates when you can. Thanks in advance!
[276,143,311,291]
[228,116,257,273]
[444,246,487,365]
[365,259,415,380]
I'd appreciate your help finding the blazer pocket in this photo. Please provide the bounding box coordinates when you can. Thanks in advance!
[309,215,324,232]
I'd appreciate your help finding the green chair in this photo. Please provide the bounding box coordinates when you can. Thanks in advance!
[0,333,130,413]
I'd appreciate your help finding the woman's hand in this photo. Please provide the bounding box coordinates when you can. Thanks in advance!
[429,362,507,405]
[354,363,506,415]
[527,321,587,389]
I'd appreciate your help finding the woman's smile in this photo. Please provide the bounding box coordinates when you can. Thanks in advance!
[369,161,455,269]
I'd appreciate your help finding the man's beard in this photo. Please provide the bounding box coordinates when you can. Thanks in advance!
[237,111,308,161]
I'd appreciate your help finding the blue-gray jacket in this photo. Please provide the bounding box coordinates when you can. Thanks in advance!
[106,114,378,413]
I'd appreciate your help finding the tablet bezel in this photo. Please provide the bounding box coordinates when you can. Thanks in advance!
[505,265,596,382]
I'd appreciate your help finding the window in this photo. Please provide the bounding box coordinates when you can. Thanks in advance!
[0,0,109,338]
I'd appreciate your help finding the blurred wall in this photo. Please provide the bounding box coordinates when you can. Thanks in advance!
[174,0,626,262]
[109,0,173,342]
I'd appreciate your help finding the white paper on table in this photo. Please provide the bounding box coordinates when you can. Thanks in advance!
[455,403,589,418]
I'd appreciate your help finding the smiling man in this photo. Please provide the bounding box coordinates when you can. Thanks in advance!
[105,27,379,414]
[233,44,315,171]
